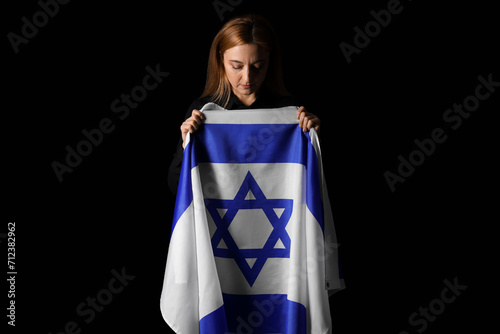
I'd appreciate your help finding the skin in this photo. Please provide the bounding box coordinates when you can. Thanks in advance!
[181,43,320,148]
[223,43,269,106]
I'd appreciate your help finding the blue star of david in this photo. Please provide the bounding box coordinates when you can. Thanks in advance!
[205,171,293,287]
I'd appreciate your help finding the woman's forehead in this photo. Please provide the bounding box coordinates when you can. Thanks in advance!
[224,43,269,62]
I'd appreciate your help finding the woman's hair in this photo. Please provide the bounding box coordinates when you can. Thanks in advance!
[201,14,290,107]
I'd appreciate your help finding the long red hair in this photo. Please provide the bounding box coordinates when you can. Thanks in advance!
[201,14,290,107]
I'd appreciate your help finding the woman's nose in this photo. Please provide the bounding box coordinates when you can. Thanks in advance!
[242,68,256,83]
[242,68,250,83]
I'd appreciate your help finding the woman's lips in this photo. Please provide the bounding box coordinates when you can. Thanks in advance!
[240,84,252,89]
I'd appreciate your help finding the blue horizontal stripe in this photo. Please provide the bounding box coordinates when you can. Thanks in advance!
[222,293,306,334]
[192,124,308,165]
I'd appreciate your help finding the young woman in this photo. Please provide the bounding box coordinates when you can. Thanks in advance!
[168,14,320,194]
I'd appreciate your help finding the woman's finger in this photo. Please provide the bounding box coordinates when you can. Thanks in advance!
[296,106,305,118]
[306,118,313,132]
[302,116,310,132]
[192,109,204,120]
[298,112,306,128]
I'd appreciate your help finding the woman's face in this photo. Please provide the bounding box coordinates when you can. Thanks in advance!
[223,43,269,99]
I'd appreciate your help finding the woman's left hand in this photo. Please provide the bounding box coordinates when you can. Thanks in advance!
[297,106,320,134]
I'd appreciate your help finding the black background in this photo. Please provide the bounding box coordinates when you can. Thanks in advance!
[3,0,498,333]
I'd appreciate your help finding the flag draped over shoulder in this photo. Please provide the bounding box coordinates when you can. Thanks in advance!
[160,103,345,334]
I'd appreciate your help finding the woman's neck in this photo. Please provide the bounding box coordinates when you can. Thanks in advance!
[234,90,258,107]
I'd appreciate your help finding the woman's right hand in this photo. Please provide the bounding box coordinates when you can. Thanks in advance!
[181,109,205,149]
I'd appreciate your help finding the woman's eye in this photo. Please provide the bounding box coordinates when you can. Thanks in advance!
[232,66,242,70]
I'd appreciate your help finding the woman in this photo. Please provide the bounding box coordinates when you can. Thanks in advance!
[168,14,320,194]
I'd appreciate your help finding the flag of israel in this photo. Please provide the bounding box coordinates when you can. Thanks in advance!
[160,103,345,334]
